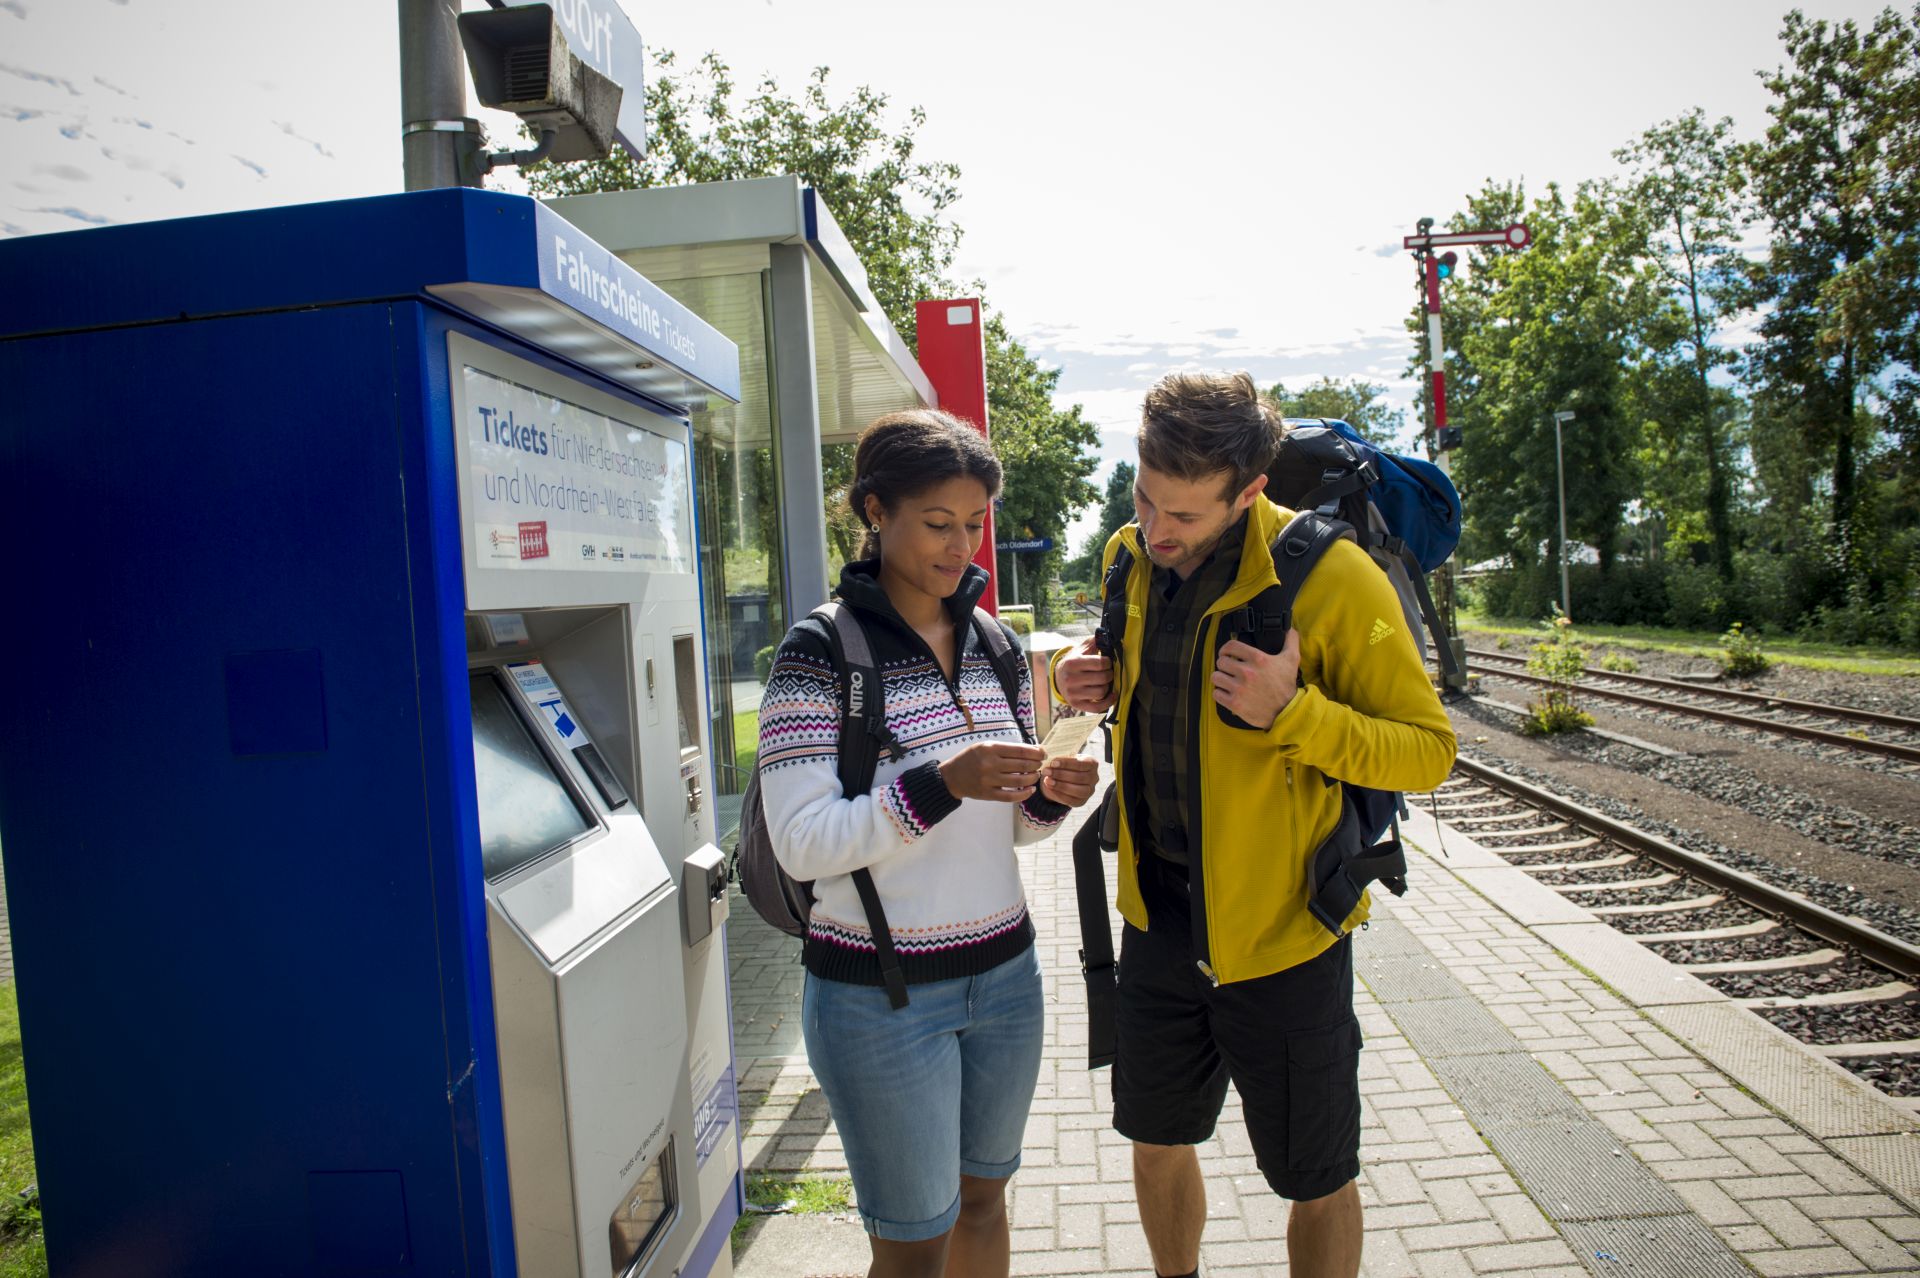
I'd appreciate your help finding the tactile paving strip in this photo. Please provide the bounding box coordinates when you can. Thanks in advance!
[1378,994,1521,1059]
[1480,1117,1688,1221]
[1355,951,1467,1005]
[1558,1217,1755,1278]
[1364,917,1749,1275]
[1424,1049,1589,1124]
[1358,917,1430,958]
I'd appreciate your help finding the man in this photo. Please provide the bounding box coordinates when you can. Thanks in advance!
[1052,372,1456,1278]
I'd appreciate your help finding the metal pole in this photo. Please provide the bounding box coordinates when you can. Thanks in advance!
[1010,552,1021,606]
[766,246,831,616]
[1555,413,1571,621]
[399,0,479,190]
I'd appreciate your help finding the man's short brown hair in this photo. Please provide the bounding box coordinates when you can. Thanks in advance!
[1138,371,1282,498]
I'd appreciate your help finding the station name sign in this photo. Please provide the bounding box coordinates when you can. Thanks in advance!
[548,0,648,158]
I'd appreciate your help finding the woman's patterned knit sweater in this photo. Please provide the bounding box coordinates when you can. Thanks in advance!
[758,561,1069,987]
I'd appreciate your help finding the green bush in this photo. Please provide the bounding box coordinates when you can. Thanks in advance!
[1598,651,1639,673]
[1000,608,1034,637]
[754,644,777,682]
[1477,562,1559,621]
[1464,545,1918,652]
[1664,562,1728,631]
[1522,612,1594,736]
[1718,622,1770,676]
[1585,561,1668,626]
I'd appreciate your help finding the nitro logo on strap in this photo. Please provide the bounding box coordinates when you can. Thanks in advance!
[847,668,867,719]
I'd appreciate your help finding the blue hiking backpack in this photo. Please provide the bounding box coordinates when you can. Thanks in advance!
[1266,418,1462,678]
[1262,418,1461,931]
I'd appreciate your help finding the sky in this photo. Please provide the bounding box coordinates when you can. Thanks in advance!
[3,0,1897,553]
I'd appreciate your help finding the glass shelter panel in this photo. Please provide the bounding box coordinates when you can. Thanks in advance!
[654,270,784,843]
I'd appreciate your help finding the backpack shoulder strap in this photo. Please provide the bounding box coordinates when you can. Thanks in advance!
[1216,510,1352,646]
[971,608,1033,744]
[1095,540,1136,660]
[1268,509,1355,622]
[813,601,901,795]
[810,601,909,1011]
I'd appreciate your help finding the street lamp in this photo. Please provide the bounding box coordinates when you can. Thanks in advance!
[1553,410,1577,620]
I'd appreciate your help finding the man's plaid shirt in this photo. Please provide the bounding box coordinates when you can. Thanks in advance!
[1130,514,1248,867]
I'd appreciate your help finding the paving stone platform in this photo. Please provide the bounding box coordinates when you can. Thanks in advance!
[725,775,1920,1277]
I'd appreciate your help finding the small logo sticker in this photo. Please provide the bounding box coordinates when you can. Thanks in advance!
[1368,618,1394,646]
[518,521,550,560]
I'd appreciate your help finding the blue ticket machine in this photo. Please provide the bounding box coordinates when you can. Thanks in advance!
[0,190,745,1277]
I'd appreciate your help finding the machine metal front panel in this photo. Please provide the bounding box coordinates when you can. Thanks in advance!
[453,331,733,1278]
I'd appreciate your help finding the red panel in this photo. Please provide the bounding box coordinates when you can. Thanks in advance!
[914,298,998,614]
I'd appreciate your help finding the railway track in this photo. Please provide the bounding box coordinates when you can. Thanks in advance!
[1456,647,1920,766]
[1413,757,1920,1103]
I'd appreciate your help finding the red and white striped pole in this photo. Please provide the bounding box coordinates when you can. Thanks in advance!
[1401,220,1531,690]
[1424,252,1449,457]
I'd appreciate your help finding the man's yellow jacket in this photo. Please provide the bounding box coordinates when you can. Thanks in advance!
[1052,496,1457,984]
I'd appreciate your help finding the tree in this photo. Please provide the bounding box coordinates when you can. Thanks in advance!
[1066,460,1137,584]
[1264,377,1408,446]
[1615,110,1749,581]
[1742,8,1911,550]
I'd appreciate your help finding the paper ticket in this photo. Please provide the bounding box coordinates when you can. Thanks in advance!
[1041,713,1100,761]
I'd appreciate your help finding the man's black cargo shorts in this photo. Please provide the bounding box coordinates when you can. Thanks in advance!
[1111,857,1362,1203]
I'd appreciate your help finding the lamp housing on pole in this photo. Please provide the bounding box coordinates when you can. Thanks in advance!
[458,3,624,163]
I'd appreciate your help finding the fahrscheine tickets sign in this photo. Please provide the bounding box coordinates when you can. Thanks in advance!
[461,364,692,575]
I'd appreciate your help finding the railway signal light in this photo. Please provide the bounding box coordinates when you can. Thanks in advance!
[1435,250,1457,281]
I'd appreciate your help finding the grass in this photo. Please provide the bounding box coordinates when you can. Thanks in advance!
[1459,614,1920,677]
[744,1173,854,1214]
[0,987,45,1278]
[730,1174,856,1247]
[732,707,760,776]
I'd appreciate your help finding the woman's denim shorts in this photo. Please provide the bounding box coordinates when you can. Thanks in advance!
[802,945,1045,1241]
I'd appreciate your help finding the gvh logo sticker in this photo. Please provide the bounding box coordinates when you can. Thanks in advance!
[518,521,550,561]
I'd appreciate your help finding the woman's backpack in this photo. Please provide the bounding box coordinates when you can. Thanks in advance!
[732,601,1029,1010]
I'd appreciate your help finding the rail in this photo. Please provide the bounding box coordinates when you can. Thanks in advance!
[1447,756,1920,981]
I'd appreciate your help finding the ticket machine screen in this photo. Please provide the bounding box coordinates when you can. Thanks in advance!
[470,671,595,880]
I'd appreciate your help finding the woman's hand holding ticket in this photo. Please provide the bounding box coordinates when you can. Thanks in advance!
[939,741,1045,802]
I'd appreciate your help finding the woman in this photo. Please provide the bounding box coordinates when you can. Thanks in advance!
[758,409,1100,1278]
